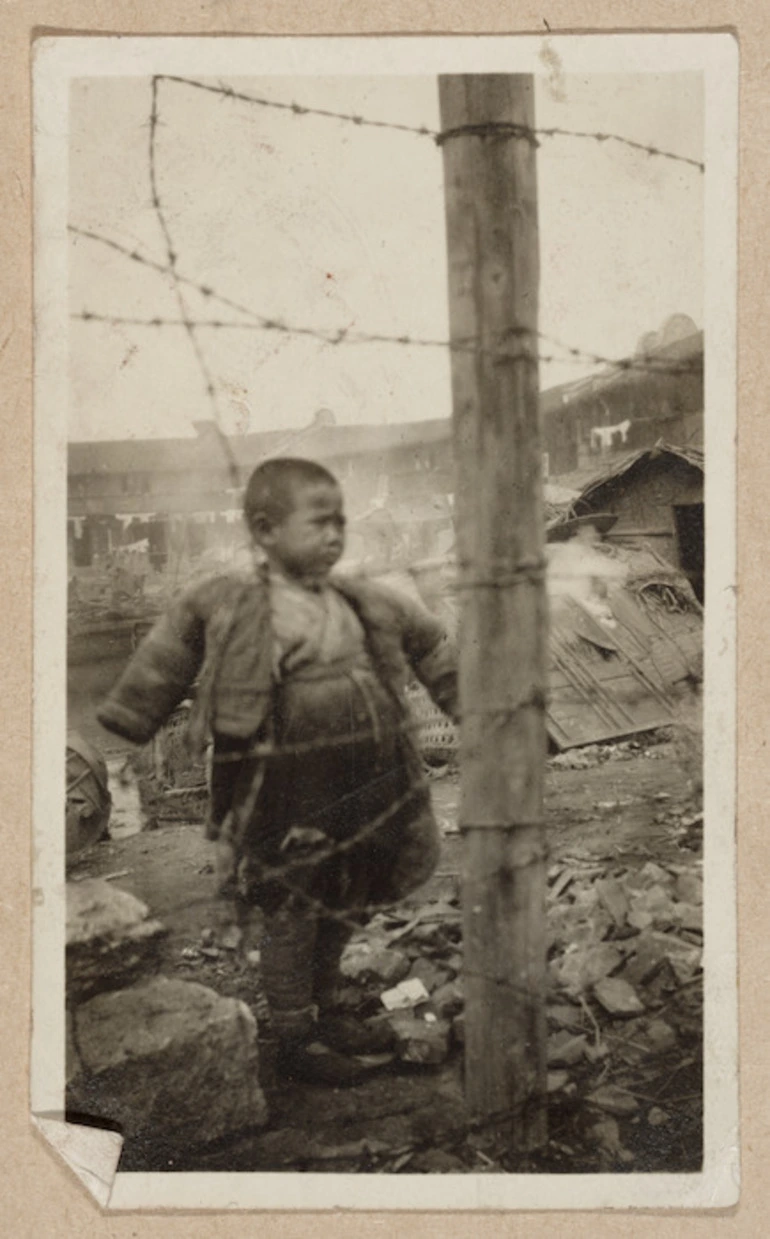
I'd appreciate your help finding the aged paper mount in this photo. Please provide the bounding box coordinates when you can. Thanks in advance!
[33,32,737,1211]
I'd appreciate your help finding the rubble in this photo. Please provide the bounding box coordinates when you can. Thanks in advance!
[593,977,645,1017]
[587,1085,640,1116]
[387,1011,451,1065]
[66,879,166,1003]
[380,977,431,1011]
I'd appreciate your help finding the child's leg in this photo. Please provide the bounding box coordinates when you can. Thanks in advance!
[312,916,355,1014]
[259,901,318,1045]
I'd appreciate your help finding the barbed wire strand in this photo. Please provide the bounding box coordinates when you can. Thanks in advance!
[157,73,704,173]
[149,77,241,489]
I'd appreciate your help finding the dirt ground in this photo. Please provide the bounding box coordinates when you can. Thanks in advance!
[69,736,703,1176]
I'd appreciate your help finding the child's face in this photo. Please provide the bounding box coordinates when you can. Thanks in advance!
[260,482,346,585]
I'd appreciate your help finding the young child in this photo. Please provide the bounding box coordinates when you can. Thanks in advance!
[98,458,458,1086]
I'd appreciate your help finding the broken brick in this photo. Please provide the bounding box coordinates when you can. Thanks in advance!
[387,1011,451,1065]
[547,1030,588,1067]
[593,977,645,1017]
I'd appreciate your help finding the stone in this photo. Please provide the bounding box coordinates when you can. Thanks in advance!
[66,975,268,1152]
[547,1030,588,1067]
[645,1019,677,1054]
[410,1149,466,1173]
[547,1002,584,1031]
[647,1107,670,1127]
[551,943,624,995]
[547,1070,570,1093]
[246,949,262,968]
[621,933,670,988]
[595,877,629,927]
[341,943,410,986]
[380,977,431,1011]
[408,957,450,994]
[431,978,464,1018]
[628,884,678,929]
[587,1085,640,1116]
[66,879,166,1003]
[593,977,645,1017]
[674,902,703,933]
[387,1011,451,1065]
[675,872,703,905]
[655,934,702,984]
[220,925,243,951]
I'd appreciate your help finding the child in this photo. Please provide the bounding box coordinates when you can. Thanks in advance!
[98,458,458,1086]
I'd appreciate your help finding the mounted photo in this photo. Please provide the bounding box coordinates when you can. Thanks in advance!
[32,33,737,1211]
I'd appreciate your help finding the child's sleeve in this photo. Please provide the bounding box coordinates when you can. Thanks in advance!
[397,593,459,723]
[96,587,207,744]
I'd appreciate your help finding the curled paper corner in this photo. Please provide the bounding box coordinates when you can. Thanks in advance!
[33,1112,123,1208]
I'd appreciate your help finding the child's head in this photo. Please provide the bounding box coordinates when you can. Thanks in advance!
[243,457,346,585]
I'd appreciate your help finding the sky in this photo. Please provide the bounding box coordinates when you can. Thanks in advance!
[68,71,703,442]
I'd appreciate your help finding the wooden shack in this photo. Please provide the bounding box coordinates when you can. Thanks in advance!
[571,442,704,603]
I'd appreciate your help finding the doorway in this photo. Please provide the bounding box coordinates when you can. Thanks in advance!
[673,503,704,604]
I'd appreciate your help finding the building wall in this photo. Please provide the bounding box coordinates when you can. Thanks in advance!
[576,456,703,567]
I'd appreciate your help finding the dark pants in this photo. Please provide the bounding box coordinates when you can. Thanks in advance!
[230,663,440,1043]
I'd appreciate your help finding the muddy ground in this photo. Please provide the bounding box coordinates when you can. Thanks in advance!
[69,736,703,1176]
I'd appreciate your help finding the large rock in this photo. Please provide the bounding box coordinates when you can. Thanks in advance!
[67,879,166,1003]
[66,976,268,1153]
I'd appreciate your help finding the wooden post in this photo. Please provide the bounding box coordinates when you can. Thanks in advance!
[438,74,548,1147]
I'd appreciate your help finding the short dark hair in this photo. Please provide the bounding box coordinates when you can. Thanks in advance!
[243,457,340,529]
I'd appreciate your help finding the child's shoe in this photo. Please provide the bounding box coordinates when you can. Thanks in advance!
[275,1038,370,1088]
[316,1012,396,1056]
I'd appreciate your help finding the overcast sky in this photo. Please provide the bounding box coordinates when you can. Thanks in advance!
[68,72,703,442]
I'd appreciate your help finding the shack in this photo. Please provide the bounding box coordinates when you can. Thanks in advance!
[569,442,704,603]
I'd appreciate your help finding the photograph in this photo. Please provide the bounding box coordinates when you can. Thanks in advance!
[32,34,737,1210]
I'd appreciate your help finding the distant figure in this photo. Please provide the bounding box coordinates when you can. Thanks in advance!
[97,458,457,1087]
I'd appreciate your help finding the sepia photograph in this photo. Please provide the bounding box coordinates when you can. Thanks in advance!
[32,34,737,1210]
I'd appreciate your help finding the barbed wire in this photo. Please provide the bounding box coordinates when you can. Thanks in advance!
[69,297,701,378]
[148,78,241,489]
[156,73,705,173]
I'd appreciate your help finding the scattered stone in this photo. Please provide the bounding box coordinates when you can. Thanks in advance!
[595,877,629,927]
[591,1117,636,1164]
[547,1070,570,1093]
[380,977,431,1011]
[66,879,166,1003]
[547,1002,584,1031]
[67,976,268,1152]
[593,977,645,1017]
[674,902,703,933]
[342,944,411,986]
[547,1030,588,1067]
[200,946,222,960]
[246,949,261,968]
[647,1107,670,1127]
[220,925,243,952]
[675,872,703,905]
[200,927,215,947]
[621,934,669,988]
[587,1085,640,1116]
[408,957,450,994]
[431,979,464,1018]
[656,935,702,984]
[645,1019,677,1054]
[551,943,624,995]
[410,1149,465,1173]
[628,884,678,929]
[636,862,675,889]
[446,952,463,976]
[180,946,200,962]
[387,1011,451,1065]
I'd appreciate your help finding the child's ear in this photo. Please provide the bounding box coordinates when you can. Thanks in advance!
[247,513,274,545]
